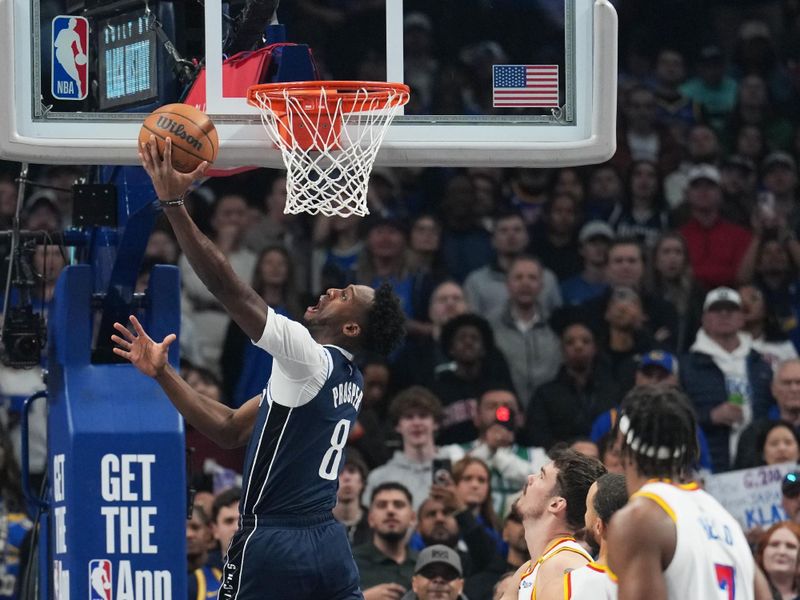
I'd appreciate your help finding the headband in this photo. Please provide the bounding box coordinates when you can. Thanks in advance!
[618,414,685,460]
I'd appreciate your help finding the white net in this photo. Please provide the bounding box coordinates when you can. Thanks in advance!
[250,83,409,217]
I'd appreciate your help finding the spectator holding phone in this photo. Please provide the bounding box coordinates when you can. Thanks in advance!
[444,388,548,519]
[363,387,463,509]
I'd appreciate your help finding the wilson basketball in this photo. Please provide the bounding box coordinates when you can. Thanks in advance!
[139,104,218,173]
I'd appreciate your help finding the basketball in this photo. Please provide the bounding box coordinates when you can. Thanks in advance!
[138,104,218,173]
[74,53,87,66]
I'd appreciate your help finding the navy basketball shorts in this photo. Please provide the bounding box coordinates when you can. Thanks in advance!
[218,513,362,600]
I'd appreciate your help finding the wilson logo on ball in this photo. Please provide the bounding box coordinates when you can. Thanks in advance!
[155,116,204,152]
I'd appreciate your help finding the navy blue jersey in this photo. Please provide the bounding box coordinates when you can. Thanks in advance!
[240,309,363,516]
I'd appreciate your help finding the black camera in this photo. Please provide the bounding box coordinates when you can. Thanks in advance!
[2,305,46,368]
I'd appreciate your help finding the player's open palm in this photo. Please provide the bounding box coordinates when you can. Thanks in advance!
[111,315,176,378]
[139,136,207,200]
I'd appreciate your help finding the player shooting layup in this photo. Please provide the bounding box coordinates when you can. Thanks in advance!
[111,138,406,599]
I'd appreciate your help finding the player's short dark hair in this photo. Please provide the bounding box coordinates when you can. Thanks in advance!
[616,385,699,479]
[388,386,443,425]
[361,283,406,357]
[551,449,607,531]
[440,313,495,358]
[592,473,628,524]
[211,487,242,523]
[370,482,413,506]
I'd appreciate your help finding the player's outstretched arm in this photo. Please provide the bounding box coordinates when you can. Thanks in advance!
[139,137,268,342]
[112,316,258,448]
[607,497,674,600]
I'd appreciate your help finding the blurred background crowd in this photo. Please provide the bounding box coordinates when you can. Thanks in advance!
[5,0,800,598]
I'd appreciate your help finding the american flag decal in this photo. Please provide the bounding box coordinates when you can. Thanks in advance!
[492,64,560,108]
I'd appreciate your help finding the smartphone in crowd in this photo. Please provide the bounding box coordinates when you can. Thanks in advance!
[432,458,452,485]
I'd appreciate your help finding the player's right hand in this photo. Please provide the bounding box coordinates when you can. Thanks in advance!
[111,315,176,378]
[362,583,406,600]
[139,136,208,202]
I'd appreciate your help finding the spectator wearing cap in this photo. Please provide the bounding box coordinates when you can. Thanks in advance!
[719,155,758,227]
[588,350,677,443]
[679,164,753,289]
[681,287,775,472]
[663,124,722,210]
[645,232,706,353]
[587,349,715,472]
[402,545,467,600]
[362,387,464,509]
[334,452,372,547]
[463,211,562,321]
[608,160,670,248]
[488,256,562,408]
[525,321,621,451]
[735,359,800,470]
[679,45,738,135]
[432,314,514,444]
[560,221,613,306]
[782,471,800,524]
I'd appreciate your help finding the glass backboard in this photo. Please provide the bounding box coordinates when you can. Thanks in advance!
[0,0,617,168]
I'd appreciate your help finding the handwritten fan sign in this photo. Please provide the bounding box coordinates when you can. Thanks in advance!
[703,462,797,531]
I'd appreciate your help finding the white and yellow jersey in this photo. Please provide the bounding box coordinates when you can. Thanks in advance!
[565,562,617,600]
[518,536,592,600]
[633,480,755,600]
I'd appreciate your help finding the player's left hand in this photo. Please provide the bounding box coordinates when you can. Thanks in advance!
[139,136,208,201]
[111,315,176,378]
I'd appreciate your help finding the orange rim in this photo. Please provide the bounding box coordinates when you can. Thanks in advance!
[247,80,410,114]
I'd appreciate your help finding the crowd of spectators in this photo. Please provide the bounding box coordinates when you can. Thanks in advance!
[5,0,800,598]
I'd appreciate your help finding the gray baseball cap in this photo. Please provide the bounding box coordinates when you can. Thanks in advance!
[578,220,615,244]
[414,545,463,577]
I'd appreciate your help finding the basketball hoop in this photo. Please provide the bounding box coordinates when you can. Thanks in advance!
[247,81,410,217]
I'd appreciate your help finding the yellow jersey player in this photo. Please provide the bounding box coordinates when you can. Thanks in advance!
[500,449,606,600]
[607,385,758,600]
[565,472,628,599]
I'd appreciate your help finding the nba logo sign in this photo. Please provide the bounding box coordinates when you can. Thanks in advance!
[88,559,112,600]
[52,15,89,100]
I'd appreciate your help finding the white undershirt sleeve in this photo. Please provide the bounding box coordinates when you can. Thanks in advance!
[252,307,331,407]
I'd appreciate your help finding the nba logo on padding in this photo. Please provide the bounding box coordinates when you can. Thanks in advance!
[88,559,112,600]
[52,15,88,100]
